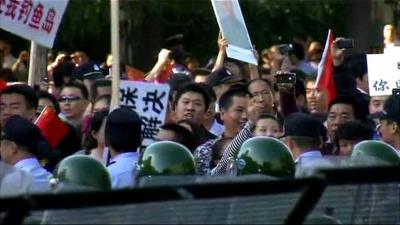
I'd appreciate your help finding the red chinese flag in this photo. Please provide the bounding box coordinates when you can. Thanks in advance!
[125,65,145,81]
[0,80,7,92]
[35,106,69,150]
[156,62,173,83]
[316,29,337,105]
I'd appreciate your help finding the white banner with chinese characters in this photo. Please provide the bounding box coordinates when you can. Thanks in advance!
[367,53,400,96]
[119,80,170,149]
[0,0,69,48]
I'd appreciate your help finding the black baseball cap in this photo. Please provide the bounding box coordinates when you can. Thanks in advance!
[283,113,324,137]
[2,115,46,154]
[371,95,400,123]
[205,67,245,88]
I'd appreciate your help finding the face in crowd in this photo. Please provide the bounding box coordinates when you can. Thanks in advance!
[220,94,249,137]
[254,117,281,138]
[305,79,328,114]
[0,92,35,125]
[326,102,356,141]
[248,79,274,115]
[174,91,206,125]
[59,86,88,122]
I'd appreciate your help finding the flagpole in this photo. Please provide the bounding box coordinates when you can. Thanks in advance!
[110,0,121,110]
[27,41,37,87]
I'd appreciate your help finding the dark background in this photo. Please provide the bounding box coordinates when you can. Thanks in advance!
[0,0,398,72]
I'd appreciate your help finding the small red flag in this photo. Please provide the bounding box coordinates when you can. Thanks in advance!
[316,29,337,105]
[125,65,145,81]
[35,106,69,150]
[0,80,7,92]
[156,62,173,83]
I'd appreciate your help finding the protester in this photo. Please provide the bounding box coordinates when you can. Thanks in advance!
[105,108,142,189]
[334,121,374,156]
[82,110,108,163]
[0,84,38,125]
[58,82,90,136]
[0,115,52,193]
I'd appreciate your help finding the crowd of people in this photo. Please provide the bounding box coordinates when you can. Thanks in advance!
[0,22,399,193]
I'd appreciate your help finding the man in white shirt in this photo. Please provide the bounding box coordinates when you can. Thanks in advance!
[282,113,333,177]
[0,115,52,193]
[105,108,142,189]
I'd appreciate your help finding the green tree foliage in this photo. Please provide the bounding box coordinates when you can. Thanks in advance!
[52,0,345,70]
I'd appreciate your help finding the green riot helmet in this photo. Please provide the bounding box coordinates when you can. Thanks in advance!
[350,140,400,166]
[235,137,295,178]
[138,141,196,176]
[52,155,112,191]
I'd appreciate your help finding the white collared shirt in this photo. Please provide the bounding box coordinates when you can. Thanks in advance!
[107,152,139,189]
[14,158,52,193]
[295,150,333,177]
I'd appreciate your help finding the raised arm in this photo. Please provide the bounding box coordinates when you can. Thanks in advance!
[211,32,228,72]
[145,49,172,82]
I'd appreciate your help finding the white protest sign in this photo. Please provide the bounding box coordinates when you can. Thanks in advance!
[367,53,400,96]
[0,0,69,48]
[119,80,170,148]
[211,0,257,65]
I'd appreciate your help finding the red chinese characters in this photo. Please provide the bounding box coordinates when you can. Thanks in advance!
[18,0,32,24]
[1,0,59,34]
[5,0,20,19]
[42,7,55,33]
[0,0,6,15]
[28,2,43,29]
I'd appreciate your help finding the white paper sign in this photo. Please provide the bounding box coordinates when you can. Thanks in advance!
[367,53,400,96]
[119,80,170,148]
[211,0,257,65]
[0,0,69,48]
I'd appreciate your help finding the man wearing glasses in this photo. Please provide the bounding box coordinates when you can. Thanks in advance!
[58,82,89,136]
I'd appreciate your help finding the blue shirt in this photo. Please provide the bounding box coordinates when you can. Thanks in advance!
[107,152,139,189]
[14,158,52,193]
[295,150,333,177]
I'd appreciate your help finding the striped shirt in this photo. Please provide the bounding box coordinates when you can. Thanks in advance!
[210,122,254,176]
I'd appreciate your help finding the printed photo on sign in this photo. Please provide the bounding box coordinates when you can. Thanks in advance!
[211,0,257,65]
[0,0,69,48]
[367,53,400,96]
[119,81,170,149]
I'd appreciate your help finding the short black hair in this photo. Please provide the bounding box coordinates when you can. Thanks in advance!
[173,82,211,111]
[290,136,322,149]
[335,121,373,142]
[218,87,250,111]
[62,81,89,100]
[159,123,196,152]
[1,84,38,110]
[93,94,111,111]
[105,107,142,152]
[247,78,273,93]
[256,113,283,128]
[37,90,61,114]
[91,79,111,101]
[52,61,74,87]
[328,96,362,121]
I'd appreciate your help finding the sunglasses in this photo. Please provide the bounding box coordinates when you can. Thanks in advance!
[59,96,82,103]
